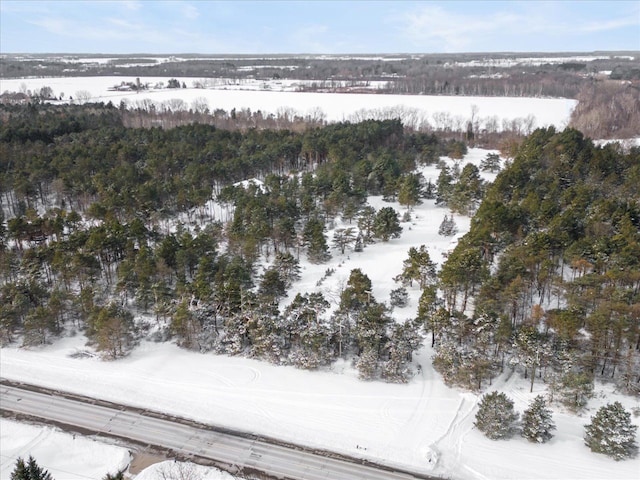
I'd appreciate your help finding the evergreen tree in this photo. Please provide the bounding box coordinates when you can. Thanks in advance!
[102,471,125,480]
[584,402,638,460]
[171,299,201,350]
[480,152,501,172]
[398,173,423,211]
[521,395,555,443]
[356,347,378,380]
[381,321,421,383]
[389,287,409,308]
[11,456,53,480]
[436,165,454,206]
[332,227,356,254]
[373,207,402,242]
[353,234,364,252]
[555,370,594,412]
[449,163,484,215]
[357,205,376,244]
[272,251,301,288]
[354,302,391,359]
[394,245,437,288]
[258,267,287,301]
[417,285,440,346]
[282,292,332,368]
[512,325,552,393]
[303,216,331,263]
[339,268,373,312]
[474,391,519,440]
[438,214,458,236]
[88,303,135,359]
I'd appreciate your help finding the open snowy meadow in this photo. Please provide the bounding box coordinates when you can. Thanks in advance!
[0,76,577,132]
[1,146,638,479]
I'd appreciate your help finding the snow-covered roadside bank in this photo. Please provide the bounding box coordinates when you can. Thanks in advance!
[2,338,639,480]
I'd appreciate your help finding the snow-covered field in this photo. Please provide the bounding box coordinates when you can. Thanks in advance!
[0,76,576,131]
[1,150,638,480]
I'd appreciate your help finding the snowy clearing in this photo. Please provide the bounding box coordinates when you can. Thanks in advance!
[1,149,638,480]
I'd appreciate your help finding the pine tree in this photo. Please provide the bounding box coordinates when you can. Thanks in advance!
[381,322,421,383]
[272,252,301,288]
[339,268,373,312]
[449,163,484,215]
[389,287,409,308]
[89,303,135,359]
[357,205,376,244]
[438,215,458,236]
[394,245,437,288]
[11,456,53,480]
[480,152,502,172]
[584,402,638,460]
[521,395,555,443]
[353,234,363,252]
[398,172,423,211]
[332,227,356,254]
[303,216,331,263]
[436,165,454,206]
[474,391,519,440]
[373,207,402,241]
[102,471,125,480]
[356,347,378,380]
[556,370,593,412]
[258,267,287,301]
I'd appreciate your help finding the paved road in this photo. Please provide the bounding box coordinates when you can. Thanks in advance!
[1,381,437,480]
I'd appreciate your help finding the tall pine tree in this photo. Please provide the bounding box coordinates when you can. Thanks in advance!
[11,456,53,480]
[521,395,555,443]
[584,402,638,460]
[474,391,519,440]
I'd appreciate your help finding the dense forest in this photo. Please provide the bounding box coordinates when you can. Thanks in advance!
[432,128,640,404]
[0,104,638,402]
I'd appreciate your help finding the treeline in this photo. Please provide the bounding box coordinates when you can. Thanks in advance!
[5,53,639,100]
[0,104,469,381]
[569,81,640,139]
[1,104,464,218]
[427,127,640,401]
[386,68,586,98]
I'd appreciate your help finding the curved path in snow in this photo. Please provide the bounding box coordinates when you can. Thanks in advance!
[0,379,439,480]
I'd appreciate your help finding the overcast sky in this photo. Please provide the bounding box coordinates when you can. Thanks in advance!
[1,0,638,54]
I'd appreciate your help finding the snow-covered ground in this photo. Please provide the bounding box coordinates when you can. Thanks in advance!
[0,419,130,480]
[0,76,576,131]
[1,150,638,480]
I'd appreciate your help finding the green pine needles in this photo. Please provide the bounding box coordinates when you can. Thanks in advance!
[474,391,519,440]
[584,402,638,461]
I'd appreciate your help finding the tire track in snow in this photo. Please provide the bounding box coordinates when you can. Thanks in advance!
[431,394,478,473]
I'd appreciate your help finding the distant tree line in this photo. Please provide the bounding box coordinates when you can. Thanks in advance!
[3,53,639,100]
